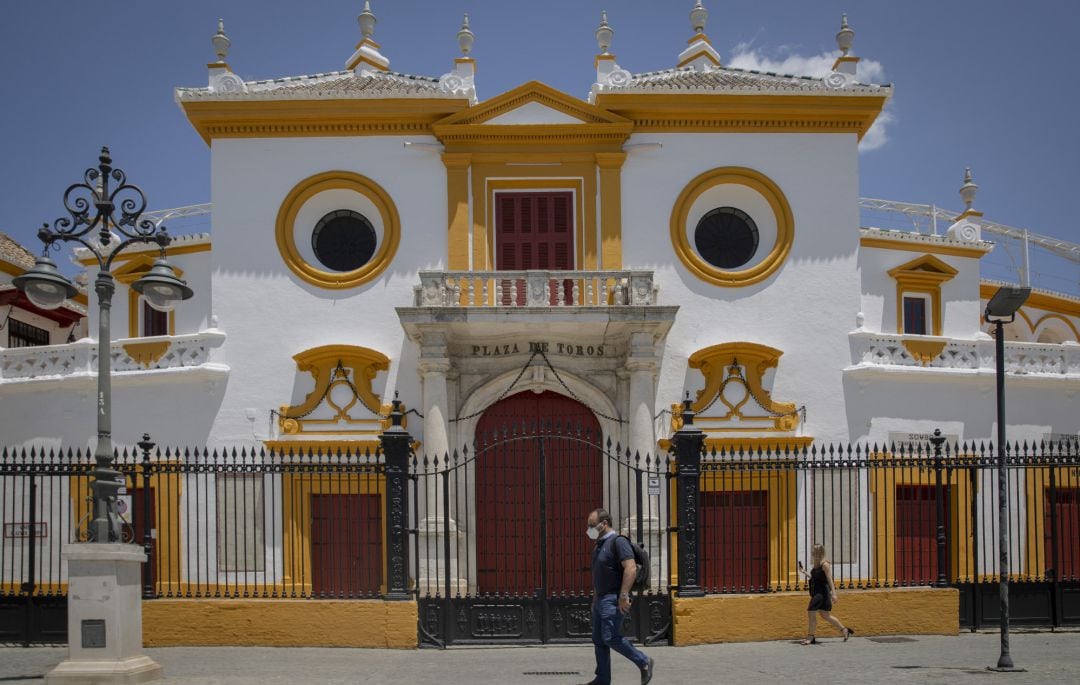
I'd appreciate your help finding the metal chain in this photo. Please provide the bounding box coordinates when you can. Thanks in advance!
[447,351,541,423]
[537,349,627,424]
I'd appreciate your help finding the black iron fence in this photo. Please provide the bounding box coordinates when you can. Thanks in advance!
[1,403,1078,645]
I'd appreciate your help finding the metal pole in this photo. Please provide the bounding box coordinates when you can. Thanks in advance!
[90,272,123,543]
[994,318,1015,670]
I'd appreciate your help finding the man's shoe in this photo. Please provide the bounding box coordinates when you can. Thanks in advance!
[640,656,654,685]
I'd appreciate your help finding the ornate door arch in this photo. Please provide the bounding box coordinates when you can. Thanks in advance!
[474,390,602,596]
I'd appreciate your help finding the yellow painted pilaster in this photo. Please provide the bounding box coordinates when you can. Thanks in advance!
[443,153,472,270]
[596,152,625,270]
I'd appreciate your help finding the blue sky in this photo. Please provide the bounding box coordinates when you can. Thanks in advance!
[1,1,1077,289]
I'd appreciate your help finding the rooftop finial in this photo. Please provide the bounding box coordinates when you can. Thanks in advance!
[596,10,614,55]
[457,13,474,56]
[358,0,376,40]
[212,18,231,63]
[960,167,978,210]
[836,14,855,56]
[691,1,708,35]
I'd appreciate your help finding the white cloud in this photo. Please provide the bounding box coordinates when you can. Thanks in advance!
[727,46,893,152]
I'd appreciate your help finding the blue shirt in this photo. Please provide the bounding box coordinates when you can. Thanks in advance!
[592,532,634,596]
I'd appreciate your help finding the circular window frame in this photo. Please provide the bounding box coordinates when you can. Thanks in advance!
[670,167,793,287]
[275,171,400,289]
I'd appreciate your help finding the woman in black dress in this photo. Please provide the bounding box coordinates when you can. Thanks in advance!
[798,544,852,645]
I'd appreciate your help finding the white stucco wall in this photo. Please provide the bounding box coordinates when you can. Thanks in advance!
[207,135,447,445]
[620,132,862,442]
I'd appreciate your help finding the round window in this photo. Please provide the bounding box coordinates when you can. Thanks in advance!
[311,210,377,272]
[693,207,759,269]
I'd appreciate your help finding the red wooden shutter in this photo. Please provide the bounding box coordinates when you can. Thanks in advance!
[494,192,575,305]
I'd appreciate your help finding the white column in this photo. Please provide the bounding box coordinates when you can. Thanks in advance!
[416,332,465,595]
[624,331,662,585]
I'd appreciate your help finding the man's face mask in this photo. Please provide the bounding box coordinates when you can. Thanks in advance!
[586,523,602,540]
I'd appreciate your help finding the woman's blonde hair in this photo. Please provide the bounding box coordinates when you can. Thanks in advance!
[811,544,827,566]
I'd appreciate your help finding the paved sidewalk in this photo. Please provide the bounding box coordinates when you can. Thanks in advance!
[3,631,1079,684]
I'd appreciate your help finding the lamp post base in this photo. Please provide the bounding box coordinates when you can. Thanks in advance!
[986,666,1027,673]
[45,656,163,684]
[45,544,163,684]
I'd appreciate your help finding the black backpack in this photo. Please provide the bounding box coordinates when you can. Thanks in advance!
[609,534,651,593]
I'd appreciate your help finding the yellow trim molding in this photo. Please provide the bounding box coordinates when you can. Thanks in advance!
[595,92,889,141]
[670,167,794,288]
[888,255,958,336]
[278,345,391,436]
[275,171,400,290]
[122,341,171,367]
[672,589,957,645]
[77,241,211,267]
[144,599,417,648]
[901,339,947,366]
[180,98,469,146]
[675,342,802,433]
[859,236,990,259]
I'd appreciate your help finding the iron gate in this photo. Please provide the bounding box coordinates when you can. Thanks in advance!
[411,423,672,646]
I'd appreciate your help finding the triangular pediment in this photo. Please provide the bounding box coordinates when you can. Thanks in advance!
[434,81,631,127]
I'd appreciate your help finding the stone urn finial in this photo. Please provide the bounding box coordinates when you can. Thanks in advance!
[691,1,708,35]
[457,13,474,56]
[959,167,979,210]
[358,0,376,40]
[596,10,614,54]
[836,14,855,56]
[212,18,231,63]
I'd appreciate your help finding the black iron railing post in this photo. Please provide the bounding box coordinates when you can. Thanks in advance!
[969,461,981,630]
[380,396,412,601]
[931,429,948,587]
[674,395,705,598]
[138,434,156,599]
[1048,465,1060,626]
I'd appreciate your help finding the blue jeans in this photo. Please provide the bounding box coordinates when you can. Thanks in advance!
[591,594,648,684]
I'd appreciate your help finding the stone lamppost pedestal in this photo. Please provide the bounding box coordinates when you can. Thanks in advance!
[45,544,163,684]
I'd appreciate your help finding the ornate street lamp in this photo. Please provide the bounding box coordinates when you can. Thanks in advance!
[984,285,1030,672]
[14,147,192,543]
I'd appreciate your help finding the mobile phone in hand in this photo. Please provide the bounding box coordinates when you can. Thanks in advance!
[797,560,804,570]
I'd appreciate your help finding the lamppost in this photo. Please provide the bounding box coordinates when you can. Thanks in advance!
[14,147,192,542]
[984,285,1030,672]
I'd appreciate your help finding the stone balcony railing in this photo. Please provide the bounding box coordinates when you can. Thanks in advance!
[413,270,658,308]
[848,331,1080,376]
[0,330,227,381]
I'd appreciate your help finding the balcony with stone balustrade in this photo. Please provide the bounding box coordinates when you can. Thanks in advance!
[0,330,228,388]
[846,330,1080,379]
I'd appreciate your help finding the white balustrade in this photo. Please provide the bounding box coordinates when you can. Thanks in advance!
[413,270,658,308]
[849,331,1080,376]
[0,331,227,381]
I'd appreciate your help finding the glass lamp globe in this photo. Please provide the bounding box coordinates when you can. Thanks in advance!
[12,256,78,310]
[131,259,194,312]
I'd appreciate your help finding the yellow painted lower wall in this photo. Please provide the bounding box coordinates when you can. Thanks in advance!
[673,588,957,645]
[143,600,417,649]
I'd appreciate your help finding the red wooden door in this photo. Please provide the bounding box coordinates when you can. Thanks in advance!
[494,192,575,305]
[701,490,769,592]
[1045,488,1079,581]
[895,485,949,584]
[310,494,382,597]
[474,391,601,596]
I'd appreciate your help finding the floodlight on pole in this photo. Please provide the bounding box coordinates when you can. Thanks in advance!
[984,284,1030,673]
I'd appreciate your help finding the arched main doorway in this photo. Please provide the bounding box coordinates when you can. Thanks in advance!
[474,390,603,596]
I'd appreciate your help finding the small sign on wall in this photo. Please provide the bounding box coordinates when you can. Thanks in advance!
[647,477,661,496]
[887,432,960,451]
[4,522,48,539]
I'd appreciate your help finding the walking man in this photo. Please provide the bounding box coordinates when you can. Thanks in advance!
[581,508,654,685]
